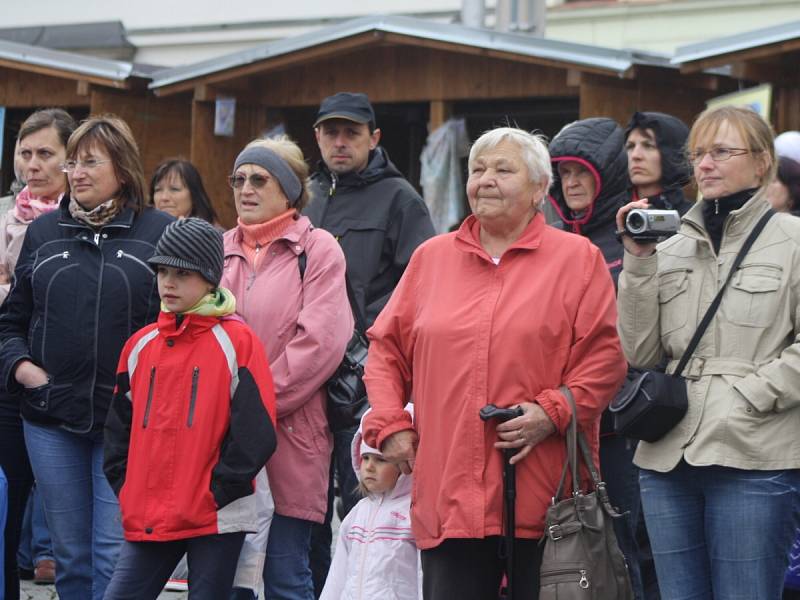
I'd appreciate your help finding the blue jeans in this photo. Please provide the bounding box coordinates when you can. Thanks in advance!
[640,461,800,600]
[264,514,314,600]
[24,421,123,600]
[17,485,54,569]
[1,466,8,595]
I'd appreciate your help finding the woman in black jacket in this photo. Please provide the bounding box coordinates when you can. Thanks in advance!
[0,115,172,600]
[625,111,693,214]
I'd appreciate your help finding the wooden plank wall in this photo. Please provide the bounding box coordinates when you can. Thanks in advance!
[90,89,192,202]
[190,100,270,228]
[776,85,800,132]
[578,70,730,127]
[0,67,88,108]
[248,45,573,107]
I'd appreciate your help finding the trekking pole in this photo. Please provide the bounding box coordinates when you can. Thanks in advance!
[480,404,524,600]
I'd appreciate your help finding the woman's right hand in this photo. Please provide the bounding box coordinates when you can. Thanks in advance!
[15,360,49,388]
[616,200,658,257]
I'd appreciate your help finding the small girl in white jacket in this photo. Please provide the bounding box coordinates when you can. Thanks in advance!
[320,406,420,600]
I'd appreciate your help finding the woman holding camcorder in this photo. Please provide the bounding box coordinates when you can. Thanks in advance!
[616,105,800,599]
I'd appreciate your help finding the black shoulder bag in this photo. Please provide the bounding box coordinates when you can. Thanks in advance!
[298,253,369,433]
[610,209,774,442]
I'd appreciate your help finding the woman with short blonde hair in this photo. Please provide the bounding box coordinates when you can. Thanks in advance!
[616,106,800,598]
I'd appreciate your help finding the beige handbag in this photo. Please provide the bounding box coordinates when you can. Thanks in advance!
[539,387,634,600]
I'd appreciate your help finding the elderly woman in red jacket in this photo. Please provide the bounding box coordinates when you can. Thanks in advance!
[363,127,627,600]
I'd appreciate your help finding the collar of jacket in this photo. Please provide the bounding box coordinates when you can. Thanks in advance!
[56,195,135,230]
[680,186,769,244]
[313,146,402,191]
[156,311,221,337]
[225,213,313,261]
[454,212,544,261]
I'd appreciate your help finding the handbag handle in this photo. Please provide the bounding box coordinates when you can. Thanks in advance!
[672,209,774,378]
[552,386,603,500]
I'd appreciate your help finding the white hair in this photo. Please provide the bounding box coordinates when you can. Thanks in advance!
[468,127,552,209]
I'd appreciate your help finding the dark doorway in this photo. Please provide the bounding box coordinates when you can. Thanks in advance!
[1,106,89,195]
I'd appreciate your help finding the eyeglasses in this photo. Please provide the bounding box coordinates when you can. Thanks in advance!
[687,147,749,166]
[228,173,270,190]
[61,159,110,173]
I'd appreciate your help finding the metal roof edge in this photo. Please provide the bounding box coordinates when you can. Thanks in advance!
[0,38,135,81]
[672,19,800,64]
[149,14,671,90]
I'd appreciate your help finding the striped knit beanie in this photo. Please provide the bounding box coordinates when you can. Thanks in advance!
[148,217,224,286]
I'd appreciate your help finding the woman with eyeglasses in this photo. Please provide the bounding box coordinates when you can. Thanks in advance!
[220,136,352,600]
[0,114,173,600]
[616,106,800,599]
[0,108,75,600]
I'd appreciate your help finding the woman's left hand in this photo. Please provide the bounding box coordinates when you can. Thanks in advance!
[494,402,556,465]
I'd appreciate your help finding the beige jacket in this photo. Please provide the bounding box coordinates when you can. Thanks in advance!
[0,209,29,303]
[618,188,800,472]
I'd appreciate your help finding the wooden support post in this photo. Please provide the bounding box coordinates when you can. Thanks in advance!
[429,100,453,133]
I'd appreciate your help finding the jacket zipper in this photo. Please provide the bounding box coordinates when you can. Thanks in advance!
[329,172,337,197]
[187,367,199,427]
[143,367,156,428]
[356,494,383,600]
[117,250,155,274]
[31,251,69,278]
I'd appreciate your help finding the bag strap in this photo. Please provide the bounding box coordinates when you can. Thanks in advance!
[673,209,774,378]
[553,387,625,519]
[298,250,367,334]
[553,386,605,500]
[553,386,579,501]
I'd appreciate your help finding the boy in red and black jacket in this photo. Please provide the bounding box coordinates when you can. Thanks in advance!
[103,218,277,599]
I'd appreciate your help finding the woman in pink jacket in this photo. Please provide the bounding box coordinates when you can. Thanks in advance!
[221,136,353,600]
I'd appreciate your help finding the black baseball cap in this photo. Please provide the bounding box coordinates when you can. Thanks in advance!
[314,92,376,129]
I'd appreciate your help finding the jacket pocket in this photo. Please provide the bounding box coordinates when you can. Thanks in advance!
[187,367,199,428]
[143,367,156,428]
[725,263,783,327]
[658,268,691,334]
[20,382,77,426]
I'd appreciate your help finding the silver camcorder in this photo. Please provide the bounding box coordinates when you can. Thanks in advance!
[624,209,681,242]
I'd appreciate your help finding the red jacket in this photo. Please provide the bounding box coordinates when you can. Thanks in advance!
[104,312,277,542]
[363,213,627,549]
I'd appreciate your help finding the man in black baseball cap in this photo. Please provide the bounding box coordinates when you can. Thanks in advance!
[313,91,376,131]
[304,92,435,595]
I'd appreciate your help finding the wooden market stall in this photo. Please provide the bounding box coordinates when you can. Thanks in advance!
[672,20,800,132]
[0,39,190,194]
[149,15,735,227]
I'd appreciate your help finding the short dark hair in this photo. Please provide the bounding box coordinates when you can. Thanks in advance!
[18,108,76,148]
[150,159,218,224]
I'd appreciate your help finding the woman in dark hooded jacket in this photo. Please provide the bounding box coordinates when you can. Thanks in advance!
[625,111,693,215]
[548,117,629,280]
[548,118,649,600]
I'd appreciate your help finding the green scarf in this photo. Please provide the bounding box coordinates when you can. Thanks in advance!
[161,286,236,317]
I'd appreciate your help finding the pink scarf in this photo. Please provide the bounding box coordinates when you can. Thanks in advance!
[14,186,62,223]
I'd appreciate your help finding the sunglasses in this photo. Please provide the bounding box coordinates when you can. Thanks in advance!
[228,173,270,190]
